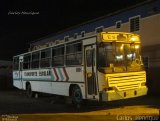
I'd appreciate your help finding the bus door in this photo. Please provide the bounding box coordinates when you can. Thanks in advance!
[19,56,23,89]
[85,45,98,99]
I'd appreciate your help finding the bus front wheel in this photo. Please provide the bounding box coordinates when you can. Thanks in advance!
[26,84,33,98]
[72,85,82,108]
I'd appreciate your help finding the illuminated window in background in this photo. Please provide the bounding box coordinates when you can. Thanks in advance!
[74,33,78,39]
[81,31,85,37]
[130,16,140,32]
[96,26,104,33]
[116,21,121,28]
[64,36,69,42]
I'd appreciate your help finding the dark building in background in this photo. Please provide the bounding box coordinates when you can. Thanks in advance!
[0,60,12,90]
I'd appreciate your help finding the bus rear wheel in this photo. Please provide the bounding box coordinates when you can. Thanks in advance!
[72,85,82,108]
[26,84,33,98]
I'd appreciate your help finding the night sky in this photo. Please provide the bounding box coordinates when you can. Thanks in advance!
[0,0,147,60]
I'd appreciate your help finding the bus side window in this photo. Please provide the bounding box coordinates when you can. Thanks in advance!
[52,46,64,66]
[31,52,40,69]
[76,43,82,65]
[23,54,31,69]
[40,49,51,68]
[66,42,82,65]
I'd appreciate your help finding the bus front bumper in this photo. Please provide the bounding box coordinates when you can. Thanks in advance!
[100,87,148,102]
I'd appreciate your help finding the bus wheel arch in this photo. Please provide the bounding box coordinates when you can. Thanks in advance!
[69,84,76,97]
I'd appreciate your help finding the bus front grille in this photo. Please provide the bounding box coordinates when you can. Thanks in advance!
[107,71,146,91]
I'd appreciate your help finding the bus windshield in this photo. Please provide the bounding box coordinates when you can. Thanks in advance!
[98,42,144,73]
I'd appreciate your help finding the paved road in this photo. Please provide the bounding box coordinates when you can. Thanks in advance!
[0,90,160,121]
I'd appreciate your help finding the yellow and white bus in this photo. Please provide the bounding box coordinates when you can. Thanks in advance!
[13,32,147,105]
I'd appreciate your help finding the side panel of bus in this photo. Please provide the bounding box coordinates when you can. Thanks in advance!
[21,67,85,97]
[13,36,100,100]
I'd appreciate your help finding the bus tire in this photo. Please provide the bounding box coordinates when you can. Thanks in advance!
[72,85,82,108]
[26,84,33,98]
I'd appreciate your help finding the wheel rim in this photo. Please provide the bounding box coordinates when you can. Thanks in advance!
[73,88,82,103]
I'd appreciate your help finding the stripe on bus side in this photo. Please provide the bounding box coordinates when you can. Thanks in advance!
[50,69,55,81]
[51,68,69,81]
[57,68,64,81]
[53,68,59,81]
[63,67,69,81]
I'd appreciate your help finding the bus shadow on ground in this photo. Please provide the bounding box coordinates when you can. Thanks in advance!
[73,95,160,112]
[23,94,160,114]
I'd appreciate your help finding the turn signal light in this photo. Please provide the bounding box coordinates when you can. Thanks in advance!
[141,82,146,86]
[104,87,114,91]
[108,87,114,91]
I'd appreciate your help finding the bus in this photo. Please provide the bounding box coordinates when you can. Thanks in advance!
[13,32,148,106]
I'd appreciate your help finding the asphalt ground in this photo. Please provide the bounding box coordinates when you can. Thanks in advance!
[0,90,160,121]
